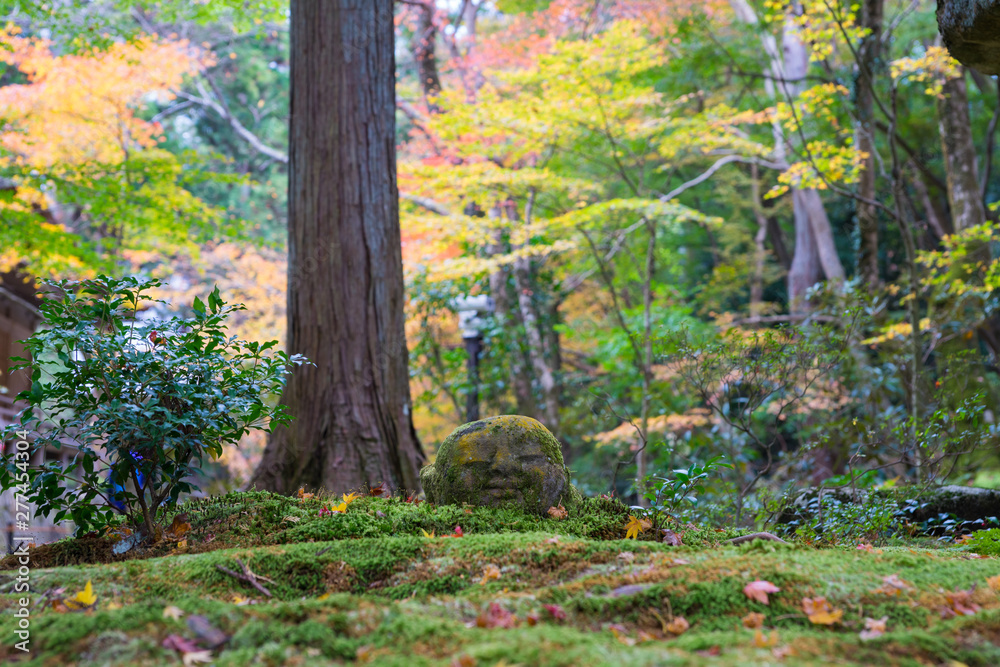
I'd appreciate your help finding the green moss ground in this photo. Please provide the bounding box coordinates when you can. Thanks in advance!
[2,492,1000,666]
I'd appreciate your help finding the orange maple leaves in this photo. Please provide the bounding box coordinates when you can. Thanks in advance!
[0,26,203,169]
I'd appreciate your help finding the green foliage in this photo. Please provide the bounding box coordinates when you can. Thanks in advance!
[790,492,900,546]
[0,0,286,50]
[969,528,1000,557]
[642,455,733,527]
[0,276,306,536]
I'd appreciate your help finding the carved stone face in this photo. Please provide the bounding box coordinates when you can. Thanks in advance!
[420,415,570,513]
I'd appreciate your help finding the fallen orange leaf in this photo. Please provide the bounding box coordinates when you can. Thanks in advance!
[665,616,690,635]
[803,597,843,625]
[859,616,887,641]
[479,564,501,585]
[547,505,568,520]
[753,630,778,648]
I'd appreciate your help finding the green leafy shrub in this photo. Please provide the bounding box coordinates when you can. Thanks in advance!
[0,275,306,538]
[968,528,1000,556]
[790,491,898,545]
[642,455,733,528]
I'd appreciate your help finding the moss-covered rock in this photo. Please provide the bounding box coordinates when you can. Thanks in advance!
[420,416,574,514]
[937,0,1000,75]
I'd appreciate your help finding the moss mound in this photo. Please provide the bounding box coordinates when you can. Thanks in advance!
[3,528,1000,666]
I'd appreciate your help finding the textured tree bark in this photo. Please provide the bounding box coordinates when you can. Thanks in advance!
[750,167,768,312]
[854,0,883,287]
[935,69,1000,357]
[938,72,988,233]
[782,14,845,306]
[251,0,425,496]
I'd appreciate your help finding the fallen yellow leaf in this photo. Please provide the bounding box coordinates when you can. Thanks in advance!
[162,605,185,620]
[803,597,843,625]
[624,515,651,540]
[64,580,97,610]
[479,564,502,585]
[754,630,779,648]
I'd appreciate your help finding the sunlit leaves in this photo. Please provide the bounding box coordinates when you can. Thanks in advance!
[0,28,238,277]
[891,46,961,97]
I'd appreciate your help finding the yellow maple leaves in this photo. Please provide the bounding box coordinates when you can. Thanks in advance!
[0,27,202,169]
[624,515,651,540]
[329,493,360,514]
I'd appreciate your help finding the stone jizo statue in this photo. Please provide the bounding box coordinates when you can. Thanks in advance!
[420,415,577,514]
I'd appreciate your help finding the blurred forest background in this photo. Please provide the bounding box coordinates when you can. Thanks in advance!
[1,0,999,522]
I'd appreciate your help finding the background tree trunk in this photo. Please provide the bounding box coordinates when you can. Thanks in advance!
[731,0,844,309]
[487,204,538,420]
[855,0,883,287]
[938,71,988,233]
[410,0,442,113]
[251,0,425,496]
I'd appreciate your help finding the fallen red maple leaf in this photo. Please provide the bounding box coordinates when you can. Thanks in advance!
[542,604,567,621]
[743,580,781,605]
[476,602,517,628]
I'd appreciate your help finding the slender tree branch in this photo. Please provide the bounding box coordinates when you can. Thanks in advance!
[174,80,289,164]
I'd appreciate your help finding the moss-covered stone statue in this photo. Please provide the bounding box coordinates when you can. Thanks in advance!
[420,415,579,514]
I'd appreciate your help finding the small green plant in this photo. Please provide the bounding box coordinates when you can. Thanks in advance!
[791,491,898,545]
[968,528,1000,556]
[0,275,306,538]
[642,455,733,528]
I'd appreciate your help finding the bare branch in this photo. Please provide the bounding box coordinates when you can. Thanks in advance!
[658,155,784,202]
[175,79,288,164]
[400,193,451,216]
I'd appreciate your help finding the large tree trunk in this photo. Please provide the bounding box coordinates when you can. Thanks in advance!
[855,0,883,287]
[251,0,425,496]
[936,68,1000,357]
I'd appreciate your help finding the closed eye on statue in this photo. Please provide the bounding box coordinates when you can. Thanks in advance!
[517,454,548,465]
[457,459,492,470]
